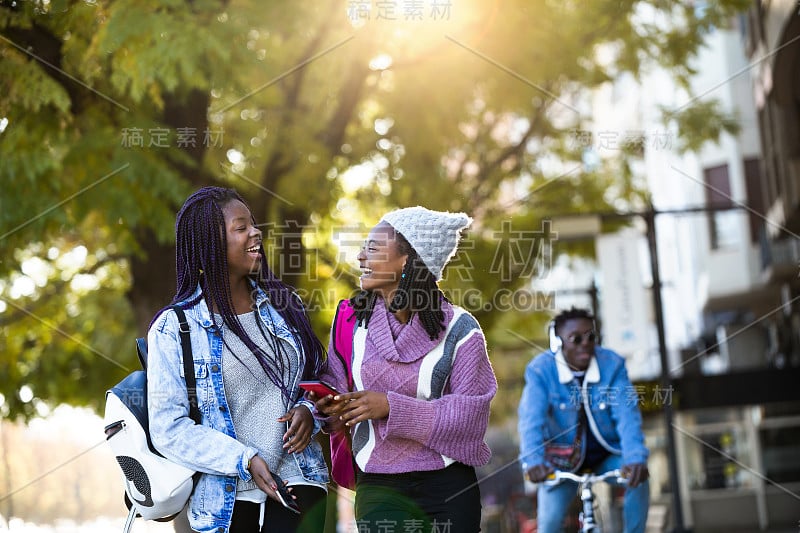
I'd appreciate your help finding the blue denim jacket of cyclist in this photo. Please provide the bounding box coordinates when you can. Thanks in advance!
[518,346,649,472]
[147,284,328,533]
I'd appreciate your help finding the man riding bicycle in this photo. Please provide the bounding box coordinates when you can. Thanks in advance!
[518,307,650,533]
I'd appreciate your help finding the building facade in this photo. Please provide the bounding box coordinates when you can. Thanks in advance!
[578,5,800,530]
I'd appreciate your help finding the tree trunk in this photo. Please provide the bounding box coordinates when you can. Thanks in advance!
[128,233,176,334]
[274,206,309,290]
[127,87,212,332]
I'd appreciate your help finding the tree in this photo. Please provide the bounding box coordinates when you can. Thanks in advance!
[1,0,747,424]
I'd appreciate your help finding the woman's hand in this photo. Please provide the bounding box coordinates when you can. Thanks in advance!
[248,455,295,504]
[333,391,389,426]
[309,390,347,417]
[278,405,314,454]
[307,391,347,433]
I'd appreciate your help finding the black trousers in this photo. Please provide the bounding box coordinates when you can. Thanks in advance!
[355,462,482,533]
[228,485,327,532]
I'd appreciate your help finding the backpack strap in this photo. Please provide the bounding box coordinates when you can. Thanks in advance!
[135,338,148,369]
[171,305,201,425]
[332,299,357,391]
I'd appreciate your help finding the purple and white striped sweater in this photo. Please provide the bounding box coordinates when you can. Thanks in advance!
[320,297,497,474]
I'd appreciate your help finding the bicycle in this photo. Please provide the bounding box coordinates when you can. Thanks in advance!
[543,469,629,533]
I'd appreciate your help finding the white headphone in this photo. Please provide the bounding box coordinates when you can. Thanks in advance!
[548,320,561,352]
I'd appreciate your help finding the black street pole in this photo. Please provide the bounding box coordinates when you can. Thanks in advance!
[643,207,688,533]
[589,280,600,336]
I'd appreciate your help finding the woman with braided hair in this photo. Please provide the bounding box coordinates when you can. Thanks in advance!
[147,187,328,532]
[313,206,497,532]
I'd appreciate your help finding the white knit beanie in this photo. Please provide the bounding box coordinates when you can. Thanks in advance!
[380,206,473,281]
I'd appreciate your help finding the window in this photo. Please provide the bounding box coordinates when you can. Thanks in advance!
[703,164,737,249]
[743,158,765,244]
[760,425,800,483]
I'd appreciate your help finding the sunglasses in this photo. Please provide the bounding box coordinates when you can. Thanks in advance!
[565,331,598,345]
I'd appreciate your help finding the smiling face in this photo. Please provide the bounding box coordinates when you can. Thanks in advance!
[356,222,409,299]
[558,317,597,371]
[222,199,263,282]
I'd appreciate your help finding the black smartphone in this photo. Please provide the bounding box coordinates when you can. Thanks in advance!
[270,472,300,514]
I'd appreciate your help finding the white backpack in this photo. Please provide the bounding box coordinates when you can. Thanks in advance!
[104,305,201,532]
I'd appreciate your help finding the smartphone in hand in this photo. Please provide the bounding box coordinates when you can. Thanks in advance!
[298,380,339,397]
[270,472,300,514]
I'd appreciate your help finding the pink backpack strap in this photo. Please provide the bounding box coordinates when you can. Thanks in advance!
[332,299,356,390]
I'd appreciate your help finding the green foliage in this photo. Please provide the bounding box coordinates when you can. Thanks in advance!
[0,0,750,432]
[95,1,235,103]
[662,99,742,153]
[0,49,71,113]
[0,231,135,419]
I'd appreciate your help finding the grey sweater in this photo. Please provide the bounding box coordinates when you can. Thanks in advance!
[217,312,303,499]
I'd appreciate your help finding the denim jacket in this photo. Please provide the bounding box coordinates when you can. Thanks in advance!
[147,285,328,533]
[517,346,649,472]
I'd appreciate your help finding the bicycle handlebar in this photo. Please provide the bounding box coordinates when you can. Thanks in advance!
[544,469,629,486]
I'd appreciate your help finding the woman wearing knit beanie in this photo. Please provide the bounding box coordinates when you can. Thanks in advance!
[314,206,498,532]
